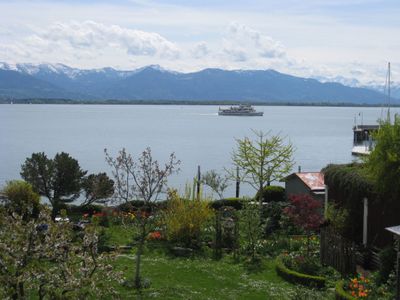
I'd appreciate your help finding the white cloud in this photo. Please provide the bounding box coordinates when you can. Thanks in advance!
[224,23,286,60]
[36,21,181,59]
[191,42,209,59]
[0,20,181,65]
[0,11,398,86]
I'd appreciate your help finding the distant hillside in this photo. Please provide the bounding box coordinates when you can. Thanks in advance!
[0,69,86,100]
[0,62,396,104]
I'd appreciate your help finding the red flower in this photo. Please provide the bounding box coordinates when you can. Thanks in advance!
[148,231,162,240]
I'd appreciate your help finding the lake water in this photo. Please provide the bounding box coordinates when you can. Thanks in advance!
[1,104,397,198]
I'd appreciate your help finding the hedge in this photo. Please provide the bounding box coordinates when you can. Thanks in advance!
[275,256,326,288]
[210,198,243,210]
[335,280,356,300]
[255,185,285,202]
[66,204,103,215]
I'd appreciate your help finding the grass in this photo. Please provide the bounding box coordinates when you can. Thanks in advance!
[100,225,335,299]
[112,251,335,299]
[103,224,138,247]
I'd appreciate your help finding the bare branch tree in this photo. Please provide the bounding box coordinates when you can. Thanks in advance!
[201,170,229,199]
[104,147,180,288]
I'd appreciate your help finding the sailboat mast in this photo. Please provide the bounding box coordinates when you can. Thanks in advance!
[388,62,391,107]
[387,62,391,121]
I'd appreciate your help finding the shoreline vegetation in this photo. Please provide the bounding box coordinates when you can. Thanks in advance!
[1,98,398,107]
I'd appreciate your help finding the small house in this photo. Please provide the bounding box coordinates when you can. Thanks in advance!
[283,172,325,202]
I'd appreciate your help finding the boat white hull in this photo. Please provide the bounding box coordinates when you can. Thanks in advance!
[218,111,263,116]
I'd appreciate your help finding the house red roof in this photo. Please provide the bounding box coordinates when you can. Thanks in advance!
[287,172,325,191]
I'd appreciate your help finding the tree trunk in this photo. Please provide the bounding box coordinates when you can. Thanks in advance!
[134,223,146,289]
[18,282,24,299]
[51,201,59,220]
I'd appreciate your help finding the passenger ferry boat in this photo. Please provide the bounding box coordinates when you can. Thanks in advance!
[218,104,263,116]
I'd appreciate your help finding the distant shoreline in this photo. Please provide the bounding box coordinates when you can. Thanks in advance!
[0,98,398,107]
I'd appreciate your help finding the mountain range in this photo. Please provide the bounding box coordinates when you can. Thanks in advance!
[0,62,398,104]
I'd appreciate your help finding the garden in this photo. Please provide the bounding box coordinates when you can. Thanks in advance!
[1,128,399,299]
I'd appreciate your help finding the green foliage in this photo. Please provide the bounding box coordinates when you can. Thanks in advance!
[163,189,213,248]
[1,180,41,220]
[256,185,286,202]
[239,200,264,261]
[263,201,286,234]
[323,163,373,202]
[210,198,243,210]
[322,163,372,240]
[230,129,294,195]
[183,178,204,201]
[275,256,326,288]
[335,280,356,300]
[201,169,229,199]
[282,254,321,276]
[326,203,349,235]
[366,117,400,200]
[81,172,114,206]
[376,246,396,284]
[20,152,87,217]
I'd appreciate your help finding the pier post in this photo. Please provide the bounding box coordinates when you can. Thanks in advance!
[235,166,240,198]
[324,185,329,218]
[363,198,368,246]
[197,165,201,200]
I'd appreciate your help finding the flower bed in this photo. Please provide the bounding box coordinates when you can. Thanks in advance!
[335,280,356,300]
[275,255,326,288]
[336,274,372,299]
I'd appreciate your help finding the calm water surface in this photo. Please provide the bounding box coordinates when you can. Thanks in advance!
[1,104,397,198]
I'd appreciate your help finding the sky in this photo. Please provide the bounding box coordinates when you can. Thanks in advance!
[0,0,399,85]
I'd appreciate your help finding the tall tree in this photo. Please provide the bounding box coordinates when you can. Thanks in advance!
[20,152,87,217]
[366,117,400,201]
[81,173,114,206]
[230,130,294,210]
[105,147,180,288]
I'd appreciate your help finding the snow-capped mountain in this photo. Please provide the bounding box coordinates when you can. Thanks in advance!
[0,62,397,104]
[312,74,400,100]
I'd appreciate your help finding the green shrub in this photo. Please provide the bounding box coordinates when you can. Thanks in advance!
[1,180,41,220]
[163,190,213,248]
[275,256,326,288]
[255,185,285,202]
[117,200,145,212]
[261,236,290,256]
[335,280,356,300]
[377,246,396,284]
[263,202,286,234]
[210,198,242,210]
[240,200,263,261]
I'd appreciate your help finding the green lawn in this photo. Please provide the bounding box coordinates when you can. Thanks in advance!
[101,225,335,299]
[103,224,138,247]
[113,252,335,299]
